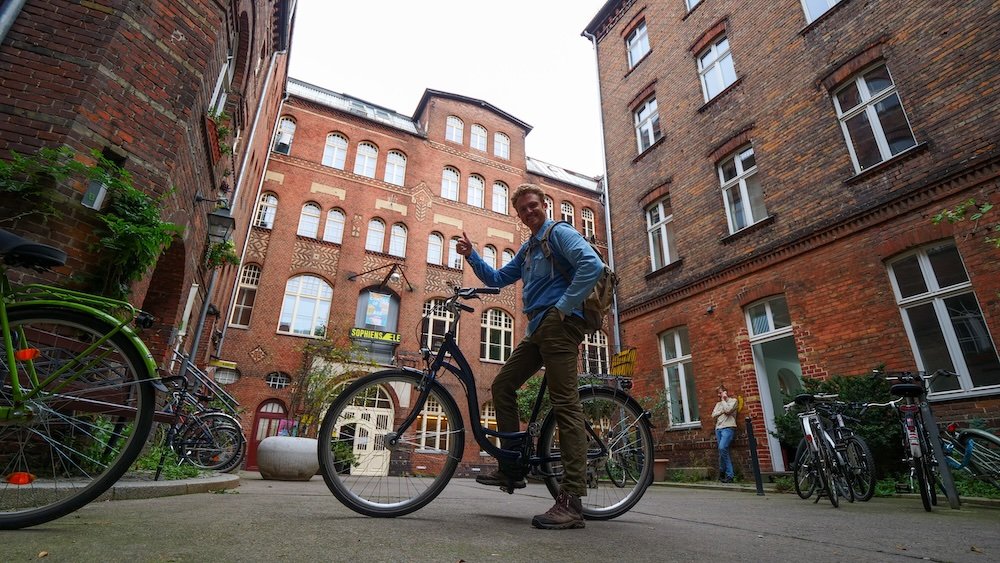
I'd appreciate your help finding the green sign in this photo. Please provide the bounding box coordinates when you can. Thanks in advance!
[350,327,401,343]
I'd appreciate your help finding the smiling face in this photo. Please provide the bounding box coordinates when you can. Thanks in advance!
[514,192,547,235]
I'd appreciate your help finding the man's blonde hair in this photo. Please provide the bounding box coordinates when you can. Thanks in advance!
[510,183,546,207]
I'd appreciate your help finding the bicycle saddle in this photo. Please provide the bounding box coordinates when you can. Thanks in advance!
[890,383,923,398]
[0,229,67,269]
[793,393,815,406]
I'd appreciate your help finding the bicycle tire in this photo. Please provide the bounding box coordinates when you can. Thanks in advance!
[829,442,855,504]
[913,452,933,511]
[0,307,154,529]
[317,369,464,518]
[537,385,654,520]
[958,429,1000,490]
[178,413,245,471]
[792,438,817,500]
[814,431,839,508]
[844,435,876,501]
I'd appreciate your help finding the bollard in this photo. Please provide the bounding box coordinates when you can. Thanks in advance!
[745,416,765,496]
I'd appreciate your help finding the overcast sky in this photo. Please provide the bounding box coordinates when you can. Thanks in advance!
[288,0,609,178]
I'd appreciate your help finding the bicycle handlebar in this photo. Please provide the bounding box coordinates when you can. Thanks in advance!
[871,368,957,382]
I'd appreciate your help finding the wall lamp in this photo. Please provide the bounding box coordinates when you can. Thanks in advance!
[195,192,230,207]
[206,206,236,244]
[347,262,414,292]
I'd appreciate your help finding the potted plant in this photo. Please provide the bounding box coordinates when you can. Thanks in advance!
[205,239,240,269]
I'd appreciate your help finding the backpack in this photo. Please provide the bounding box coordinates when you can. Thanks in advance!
[537,221,618,332]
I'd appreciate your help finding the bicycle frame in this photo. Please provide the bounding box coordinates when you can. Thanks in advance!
[0,268,158,422]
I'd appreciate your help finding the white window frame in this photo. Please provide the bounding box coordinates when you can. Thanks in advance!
[354,142,378,178]
[427,233,444,265]
[470,124,487,151]
[448,237,464,270]
[322,133,347,169]
[801,0,843,23]
[441,167,459,201]
[686,0,702,10]
[421,298,455,352]
[646,198,678,270]
[544,196,555,220]
[659,327,698,428]
[230,263,261,327]
[634,96,662,152]
[480,402,500,450]
[467,174,485,208]
[266,372,291,390]
[501,249,515,267]
[483,245,497,270]
[719,145,767,233]
[323,209,345,244]
[388,223,407,257]
[886,243,1000,398]
[297,203,321,238]
[625,19,650,69]
[273,117,295,154]
[697,35,737,102]
[582,208,596,240]
[417,396,450,452]
[494,132,510,159]
[480,308,513,363]
[581,331,610,374]
[492,182,508,214]
[560,201,575,226]
[384,150,406,186]
[365,219,385,252]
[833,64,917,173]
[745,296,793,338]
[445,116,464,144]
[254,193,277,229]
[277,275,333,338]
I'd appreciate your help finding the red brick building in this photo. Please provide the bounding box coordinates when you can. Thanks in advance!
[584,0,1000,472]
[220,78,609,470]
[0,0,292,367]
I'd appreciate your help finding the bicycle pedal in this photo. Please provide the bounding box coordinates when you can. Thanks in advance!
[499,485,517,495]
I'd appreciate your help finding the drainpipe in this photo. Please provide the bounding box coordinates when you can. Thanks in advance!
[0,0,28,45]
[583,29,622,354]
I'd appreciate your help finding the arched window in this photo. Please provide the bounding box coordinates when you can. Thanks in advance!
[272,117,295,154]
[446,116,464,144]
[230,263,261,327]
[427,232,444,265]
[481,401,500,449]
[384,150,406,186]
[448,237,464,270]
[354,142,378,178]
[582,208,596,239]
[561,201,575,226]
[481,308,513,362]
[492,181,508,214]
[322,133,348,169]
[417,396,450,451]
[467,174,484,208]
[581,331,610,374]
[441,167,459,200]
[365,219,385,252]
[254,193,278,228]
[502,249,515,267]
[470,124,487,151]
[421,298,455,352]
[277,275,333,337]
[388,223,407,257]
[494,132,510,159]
[544,196,554,220]
[323,209,346,244]
[297,203,321,238]
[483,245,497,270]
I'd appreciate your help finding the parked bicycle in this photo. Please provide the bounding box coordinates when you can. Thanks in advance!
[800,398,876,501]
[939,420,1000,492]
[316,286,655,519]
[153,375,245,477]
[0,229,156,529]
[866,369,960,511]
[785,393,855,507]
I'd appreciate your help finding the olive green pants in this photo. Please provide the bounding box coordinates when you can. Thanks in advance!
[492,309,588,497]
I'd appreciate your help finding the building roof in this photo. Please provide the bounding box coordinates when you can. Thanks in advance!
[527,156,601,193]
[413,89,532,133]
[582,0,625,38]
[286,78,422,135]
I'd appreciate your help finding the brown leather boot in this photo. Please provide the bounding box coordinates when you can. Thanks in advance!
[531,491,585,529]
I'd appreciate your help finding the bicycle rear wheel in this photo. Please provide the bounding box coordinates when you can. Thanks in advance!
[317,370,464,517]
[0,307,154,529]
[792,438,817,500]
[538,385,653,520]
[815,436,839,507]
[178,413,245,471]
[913,454,933,511]
[844,435,876,501]
[958,429,1000,489]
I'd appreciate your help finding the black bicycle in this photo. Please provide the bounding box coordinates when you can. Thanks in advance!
[154,375,245,476]
[316,286,655,519]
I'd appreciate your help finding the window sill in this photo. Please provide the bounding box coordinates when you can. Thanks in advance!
[632,136,666,164]
[719,215,776,244]
[681,2,703,21]
[928,384,1000,403]
[842,142,928,185]
[668,422,702,431]
[480,358,506,365]
[798,0,856,36]
[623,50,652,79]
[696,76,744,114]
[275,330,323,340]
[644,258,684,281]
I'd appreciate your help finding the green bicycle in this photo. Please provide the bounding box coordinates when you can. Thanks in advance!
[0,229,156,529]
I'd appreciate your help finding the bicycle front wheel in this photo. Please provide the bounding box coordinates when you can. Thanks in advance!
[178,413,245,471]
[0,307,154,529]
[538,385,654,520]
[844,435,876,501]
[792,438,817,500]
[317,370,464,517]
